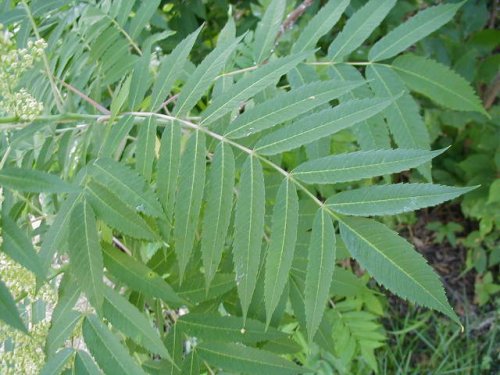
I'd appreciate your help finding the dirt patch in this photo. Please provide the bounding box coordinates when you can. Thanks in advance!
[397,204,479,317]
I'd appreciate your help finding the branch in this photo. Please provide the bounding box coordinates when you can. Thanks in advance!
[275,0,315,43]
[58,78,111,115]
[483,73,500,110]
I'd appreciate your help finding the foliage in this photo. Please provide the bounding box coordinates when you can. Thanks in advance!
[409,0,499,307]
[0,0,489,373]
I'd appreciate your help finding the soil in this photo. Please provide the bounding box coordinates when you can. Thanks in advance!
[394,203,479,317]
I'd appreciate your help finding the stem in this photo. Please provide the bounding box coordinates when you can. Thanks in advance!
[106,15,142,56]
[216,65,259,79]
[1,111,342,223]
[305,61,374,66]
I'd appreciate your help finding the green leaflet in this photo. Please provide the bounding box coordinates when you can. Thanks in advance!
[260,336,302,355]
[173,35,243,117]
[46,310,82,356]
[102,287,171,360]
[197,342,303,375]
[110,75,131,122]
[157,121,181,228]
[264,178,299,326]
[232,156,265,322]
[305,209,335,343]
[0,167,80,193]
[150,27,201,112]
[328,0,396,62]
[0,278,27,333]
[253,0,286,63]
[51,273,80,323]
[330,267,371,297]
[98,115,134,159]
[109,0,134,26]
[129,49,152,111]
[181,352,200,375]
[102,244,185,306]
[39,348,74,375]
[1,214,44,279]
[328,63,391,150]
[177,273,235,304]
[85,179,156,240]
[89,157,164,218]
[74,350,103,375]
[82,315,147,375]
[392,54,487,115]
[39,193,83,276]
[201,143,235,290]
[369,2,463,61]
[255,98,392,155]
[339,217,459,323]
[164,324,182,374]
[135,116,157,182]
[366,64,430,149]
[69,200,104,312]
[173,131,206,281]
[292,0,349,54]
[293,149,444,184]
[202,52,311,127]
[224,79,365,139]
[327,183,476,216]
[177,314,287,344]
[127,0,160,39]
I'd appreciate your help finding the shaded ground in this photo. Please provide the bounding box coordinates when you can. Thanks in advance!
[379,204,499,374]
[397,204,478,316]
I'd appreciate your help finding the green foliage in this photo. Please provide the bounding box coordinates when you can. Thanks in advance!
[0,0,488,373]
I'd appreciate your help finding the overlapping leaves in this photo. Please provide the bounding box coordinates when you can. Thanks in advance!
[0,0,486,373]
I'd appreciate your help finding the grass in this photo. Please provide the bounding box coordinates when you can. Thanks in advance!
[379,301,499,374]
